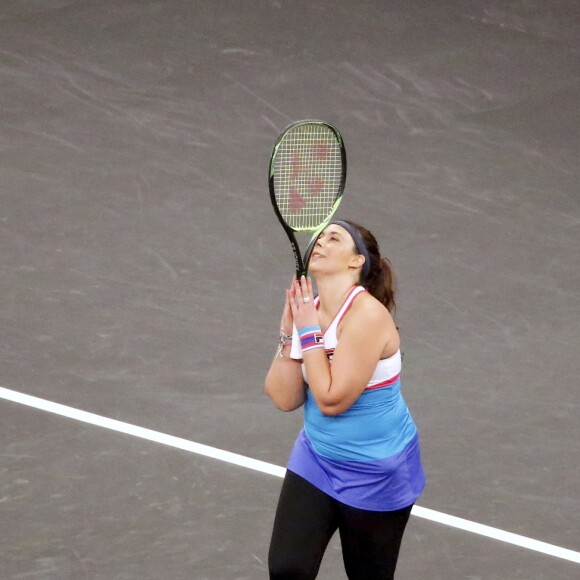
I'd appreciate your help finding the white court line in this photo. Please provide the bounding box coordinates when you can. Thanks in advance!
[1,385,579,565]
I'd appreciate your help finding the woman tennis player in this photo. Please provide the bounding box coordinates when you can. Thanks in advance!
[265,220,426,579]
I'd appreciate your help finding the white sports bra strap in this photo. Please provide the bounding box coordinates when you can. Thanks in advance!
[324,286,366,343]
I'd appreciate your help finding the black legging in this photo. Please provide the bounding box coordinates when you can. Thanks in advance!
[268,470,413,579]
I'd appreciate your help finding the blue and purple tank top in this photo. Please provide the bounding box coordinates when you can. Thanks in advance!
[288,286,425,511]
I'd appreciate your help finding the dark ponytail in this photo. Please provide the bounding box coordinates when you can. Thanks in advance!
[344,220,396,313]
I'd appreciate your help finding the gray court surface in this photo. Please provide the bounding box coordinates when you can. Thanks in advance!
[1,1,579,578]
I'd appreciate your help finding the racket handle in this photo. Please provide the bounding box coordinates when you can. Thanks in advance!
[284,229,305,278]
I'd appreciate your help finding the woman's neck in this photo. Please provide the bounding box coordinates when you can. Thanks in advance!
[314,274,360,321]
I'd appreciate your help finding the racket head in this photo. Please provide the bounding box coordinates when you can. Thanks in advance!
[268,120,346,234]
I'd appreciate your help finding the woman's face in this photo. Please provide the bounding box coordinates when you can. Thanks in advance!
[308,224,364,275]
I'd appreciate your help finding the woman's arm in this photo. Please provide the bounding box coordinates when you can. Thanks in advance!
[264,287,306,411]
[264,347,306,411]
[292,278,398,416]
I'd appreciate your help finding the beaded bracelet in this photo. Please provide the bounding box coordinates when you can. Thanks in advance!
[298,325,325,352]
[275,329,292,359]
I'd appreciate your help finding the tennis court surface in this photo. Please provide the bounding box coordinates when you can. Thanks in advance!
[1,1,579,578]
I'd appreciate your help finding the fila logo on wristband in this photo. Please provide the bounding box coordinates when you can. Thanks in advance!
[298,325,325,352]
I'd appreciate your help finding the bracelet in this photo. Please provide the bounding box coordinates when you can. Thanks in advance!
[279,329,292,345]
[298,325,325,352]
[275,329,292,359]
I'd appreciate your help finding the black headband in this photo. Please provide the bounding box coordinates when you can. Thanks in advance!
[330,220,371,278]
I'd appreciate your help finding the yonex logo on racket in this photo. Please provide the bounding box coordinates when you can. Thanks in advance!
[287,143,329,212]
[271,122,345,231]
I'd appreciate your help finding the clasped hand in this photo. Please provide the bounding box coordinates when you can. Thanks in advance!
[282,275,319,332]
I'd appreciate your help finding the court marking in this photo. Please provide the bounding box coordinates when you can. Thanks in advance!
[1,385,579,565]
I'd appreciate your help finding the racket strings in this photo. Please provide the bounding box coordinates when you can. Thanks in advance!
[273,125,343,230]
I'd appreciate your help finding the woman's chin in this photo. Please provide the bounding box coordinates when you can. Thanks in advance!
[307,260,323,274]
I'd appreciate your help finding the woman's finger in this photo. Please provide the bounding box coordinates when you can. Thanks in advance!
[306,276,314,300]
[298,275,313,305]
[293,280,303,301]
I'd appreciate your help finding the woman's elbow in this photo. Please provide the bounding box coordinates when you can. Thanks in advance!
[275,399,303,412]
[264,383,304,412]
[316,382,363,416]
[317,400,348,416]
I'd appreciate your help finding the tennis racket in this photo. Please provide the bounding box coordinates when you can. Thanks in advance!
[268,120,347,277]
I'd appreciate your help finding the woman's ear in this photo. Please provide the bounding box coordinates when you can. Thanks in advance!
[349,254,366,271]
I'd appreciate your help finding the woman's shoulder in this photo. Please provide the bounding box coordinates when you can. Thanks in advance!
[352,291,400,353]
[337,289,399,353]
[346,289,393,327]
[354,288,389,314]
